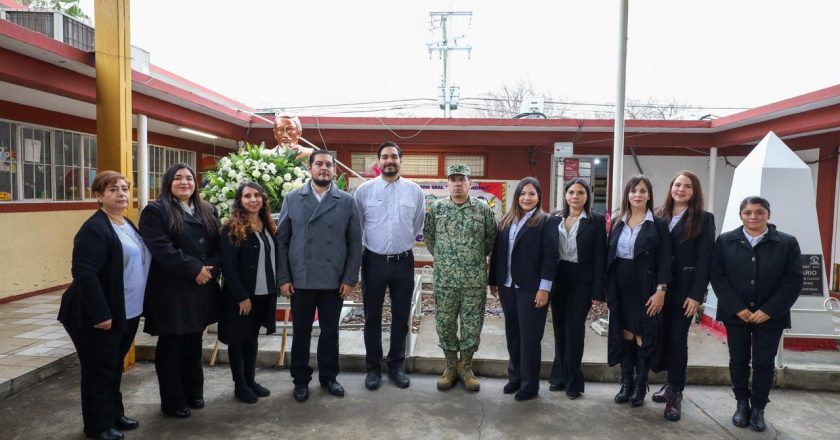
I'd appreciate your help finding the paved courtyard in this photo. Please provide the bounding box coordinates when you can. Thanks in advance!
[1,362,838,439]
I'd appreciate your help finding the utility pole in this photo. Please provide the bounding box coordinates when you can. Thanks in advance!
[427,11,472,118]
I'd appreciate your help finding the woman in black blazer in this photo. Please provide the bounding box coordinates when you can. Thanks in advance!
[140,163,222,418]
[710,196,802,433]
[489,177,560,401]
[605,175,672,408]
[548,178,606,400]
[219,182,279,404]
[651,171,715,421]
[59,171,150,440]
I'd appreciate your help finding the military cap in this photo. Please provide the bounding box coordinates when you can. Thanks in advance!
[447,164,471,177]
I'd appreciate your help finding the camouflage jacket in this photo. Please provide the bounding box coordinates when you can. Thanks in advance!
[423,196,497,288]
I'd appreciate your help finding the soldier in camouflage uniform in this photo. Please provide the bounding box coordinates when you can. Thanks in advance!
[423,164,497,392]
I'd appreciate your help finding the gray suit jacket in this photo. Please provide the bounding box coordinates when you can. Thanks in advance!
[276,181,363,290]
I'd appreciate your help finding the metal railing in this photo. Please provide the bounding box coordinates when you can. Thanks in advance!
[775,296,840,368]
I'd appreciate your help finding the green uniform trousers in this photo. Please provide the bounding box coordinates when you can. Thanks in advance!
[435,287,486,352]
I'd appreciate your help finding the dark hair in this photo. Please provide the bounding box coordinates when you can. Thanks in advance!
[561,178,592,217]
[499,177,546,229]
[377,141,402,158]
[613,175,654,228]
[308,149,335,166]
[158,163,221,237]
[655,170,706,240]
[91,170,128,195]
[739,196,771,214]
[226,182,277,245]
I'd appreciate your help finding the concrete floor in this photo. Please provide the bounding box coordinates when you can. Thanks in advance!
[1,362,837,440]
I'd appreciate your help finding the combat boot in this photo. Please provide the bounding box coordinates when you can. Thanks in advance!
[459,350,480,392]
[437,351,460,391]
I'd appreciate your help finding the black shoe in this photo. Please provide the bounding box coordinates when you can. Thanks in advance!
[188,398,205,409]
[503,381,521,394]
[664,390,683,421]
[732,400,750,428]
[388,368,411,388]
[549,383,565,392]
[365,371,382,390]
[322,380,345,397]
[87,428,124,440]
[652,382,672,403]
[514,390,538,401]
[162,407,191,418]
[293,385,309,402]
[235,385,259,404]
[115,415,139,430]
[248,382,271,397]
[749,407,766,432]
[614,382,633,404]
[566,390,582,400]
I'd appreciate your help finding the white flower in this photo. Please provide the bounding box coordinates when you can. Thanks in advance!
[209,196,218,203]
[275,176,283,184]
[283,182,293,192]
[284,173,292,182]
[252,170,261,179]
[227,199,235,207]
[227,170,237,179]
[262,174,270,182]
[218,193,227,202]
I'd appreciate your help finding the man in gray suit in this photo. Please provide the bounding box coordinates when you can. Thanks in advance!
[277,150,363,402]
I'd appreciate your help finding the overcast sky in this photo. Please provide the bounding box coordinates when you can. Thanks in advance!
[78,0,840,118]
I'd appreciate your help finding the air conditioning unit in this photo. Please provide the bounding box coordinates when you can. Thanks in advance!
[519,96,544,114]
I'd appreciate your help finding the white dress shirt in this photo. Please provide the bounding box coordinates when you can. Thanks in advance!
[354,176,425,255]
[616,210,654,259]
[311,181,332,202]
[742,227,768,247]
[504,209,553,291]
[668,209,685,232]
[558,211,587,263]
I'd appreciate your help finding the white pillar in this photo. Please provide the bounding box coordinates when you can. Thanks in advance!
[611,0,629,213]
[708,146,718,214]
[52,11,64,44]
[138,114,149,209]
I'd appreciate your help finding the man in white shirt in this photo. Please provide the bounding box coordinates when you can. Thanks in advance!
[354,141,425,390]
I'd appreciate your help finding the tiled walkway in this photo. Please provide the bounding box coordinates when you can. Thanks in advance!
[0,291,74,394]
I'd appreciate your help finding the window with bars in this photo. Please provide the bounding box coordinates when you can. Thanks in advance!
[445,155,485,178]
[0,121,18,201]
[54,130,97,201]
[21,126,52,200]
[351,152,439,177]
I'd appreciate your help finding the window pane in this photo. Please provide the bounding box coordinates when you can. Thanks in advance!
[0,121,16,201]
[401,155,438,176]
[22,127,52,200]
[445,155,485,178]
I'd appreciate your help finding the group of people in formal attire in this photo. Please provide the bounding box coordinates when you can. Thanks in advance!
[58,140,803,440]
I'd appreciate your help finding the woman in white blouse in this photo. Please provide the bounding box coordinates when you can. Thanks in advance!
[488,177,560,401]
[219,182,280,404]
[604,175,672,408]
[548,178,606,400]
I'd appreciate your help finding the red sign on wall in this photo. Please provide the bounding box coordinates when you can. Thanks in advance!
[564,158,580,178]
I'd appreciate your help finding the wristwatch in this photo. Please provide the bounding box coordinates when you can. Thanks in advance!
[657,284,667,293]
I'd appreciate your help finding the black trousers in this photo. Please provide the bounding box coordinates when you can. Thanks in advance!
[549,261,592,394]
[499,285,548,395]
[725,324,783,409]
[64,317,140,436]
[362,250,415,372]
[154,332,204,412]
[228,295,270,386]
[290,288,343,386]
[661,297,694,390]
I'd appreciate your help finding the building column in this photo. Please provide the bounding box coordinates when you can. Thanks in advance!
[94,0,133,214]
[708,146,718,214]
[137,114,149,210]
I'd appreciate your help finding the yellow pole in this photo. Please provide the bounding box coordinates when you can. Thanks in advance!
[94,0,134,220]
[95,0,136,370]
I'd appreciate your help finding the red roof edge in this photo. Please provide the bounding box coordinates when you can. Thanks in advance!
[712,84,840,128]
[150,64,256,113]
[0,0,28,11]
